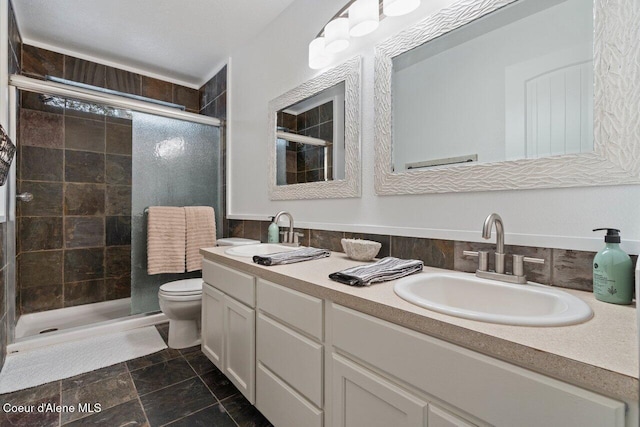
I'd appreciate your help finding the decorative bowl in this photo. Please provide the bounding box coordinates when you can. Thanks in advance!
[341,238,382,261]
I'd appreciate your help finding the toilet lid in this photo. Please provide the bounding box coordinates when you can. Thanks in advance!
[159,278,203,294]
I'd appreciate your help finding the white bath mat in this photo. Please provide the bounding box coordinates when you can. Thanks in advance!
[0,326,167,394]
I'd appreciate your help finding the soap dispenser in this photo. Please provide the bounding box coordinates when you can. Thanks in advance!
[592,228,633,305]
[267,217,279,243]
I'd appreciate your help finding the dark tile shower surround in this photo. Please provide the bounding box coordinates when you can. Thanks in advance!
[225,219,638,292]
[17,99,133,314]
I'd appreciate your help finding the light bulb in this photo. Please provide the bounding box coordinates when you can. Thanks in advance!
[383,0,420,17]
[349,0,379,37]
[325,17,350,53]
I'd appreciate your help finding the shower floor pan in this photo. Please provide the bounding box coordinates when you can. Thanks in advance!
[11,298,166,352]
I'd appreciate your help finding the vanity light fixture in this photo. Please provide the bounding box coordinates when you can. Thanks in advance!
[309,37,332,69]
[383,0,421,16]
[309,0,422,69]
[325,17,351,53]
[349,0,379,37]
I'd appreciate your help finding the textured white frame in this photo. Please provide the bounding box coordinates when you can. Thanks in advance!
[374,0,640,194]
[269,56,361,200]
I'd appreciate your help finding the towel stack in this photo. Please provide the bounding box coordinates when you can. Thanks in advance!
[329,257,423,286]
[147,206,216,274]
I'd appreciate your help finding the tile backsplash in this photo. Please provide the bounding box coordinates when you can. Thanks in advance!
[225,219,638,292]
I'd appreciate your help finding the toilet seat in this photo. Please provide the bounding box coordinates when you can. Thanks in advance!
[159,278,203,294]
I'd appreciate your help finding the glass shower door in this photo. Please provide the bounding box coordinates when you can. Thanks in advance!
[131,112,222,314]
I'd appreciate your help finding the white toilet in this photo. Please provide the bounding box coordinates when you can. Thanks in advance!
[158,237,260,349]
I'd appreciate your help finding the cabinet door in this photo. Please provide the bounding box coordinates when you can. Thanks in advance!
[202,283,225,370]
[224,295,256,404]
[332,354,427,427]
[428,405,475,427]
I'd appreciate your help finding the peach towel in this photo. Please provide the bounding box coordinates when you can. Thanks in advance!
[185,206,216,272]
[147,206,186,275]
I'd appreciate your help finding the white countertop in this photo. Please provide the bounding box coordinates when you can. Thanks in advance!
[201,247,639,402]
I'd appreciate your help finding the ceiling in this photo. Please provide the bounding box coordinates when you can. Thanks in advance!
[12,0,297,87]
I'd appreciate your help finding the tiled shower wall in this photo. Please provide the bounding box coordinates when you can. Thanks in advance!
[17,94,133,314]
[2,0,22,370]
[226,219,638,292]
[15,44,204,315]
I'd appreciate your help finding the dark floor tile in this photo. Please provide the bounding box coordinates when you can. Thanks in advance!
[64,183,105,216]
[0,391,60,427]
[20,284,63,313]
[126,348,182,372]
[18,250,63,288]
[106,154,132,185]
[19,216,63,252]
[65,150,105,183]
[65,216,105,248]
[21,146,63,181]
[165,403,236,427]
[63,398,149,427]
[221,392,272,427]
[106,185,132,216]
[140,377,215,427]
[0,381,60,405]
[344,233,390,258]
[64,248,105,283]
[22,44,64,79]
[130,358,196,396]
[104,276,132,300]
[105,246,131,279]
[106,216,131,246]
[64,279,106,307]
[184,351,215,375]
[62,363,128,391]
[20,109,64,149]
[178,345,201,355]
[155,323,169,345]
[65,116,106,152]
[61,372,137,424]
[106,122,132,155]
[200,366,239,401]
[17,181,63,217]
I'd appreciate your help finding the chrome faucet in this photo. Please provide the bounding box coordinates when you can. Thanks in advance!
[274,211,303,246]
[482,213,505,274]
[464,213,544,284]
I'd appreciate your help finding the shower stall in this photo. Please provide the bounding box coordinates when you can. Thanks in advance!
[5,75,223,350]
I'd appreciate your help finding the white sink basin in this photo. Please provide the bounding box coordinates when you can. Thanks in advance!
[394,272,593,326]
[224,243,299,258]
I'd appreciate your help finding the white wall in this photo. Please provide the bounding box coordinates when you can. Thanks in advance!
[227,0,640,254]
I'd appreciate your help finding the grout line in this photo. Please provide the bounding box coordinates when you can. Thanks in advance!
[158,403,218,427]
[135,375,198,399]
[127,369,152,427]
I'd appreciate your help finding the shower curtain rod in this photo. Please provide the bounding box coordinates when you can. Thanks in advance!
[9,74,221,127]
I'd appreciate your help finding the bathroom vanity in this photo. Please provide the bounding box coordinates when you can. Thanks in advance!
[200,247,638,427]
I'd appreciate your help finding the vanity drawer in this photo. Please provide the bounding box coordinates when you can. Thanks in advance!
[257,279,323,340]
[256,363,323,427]
[257,313,323,407]
[203,260,255,307]
[330,303,625,427]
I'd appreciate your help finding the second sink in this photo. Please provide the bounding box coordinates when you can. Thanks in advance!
[394,272,593,326]
[225,243,299,258]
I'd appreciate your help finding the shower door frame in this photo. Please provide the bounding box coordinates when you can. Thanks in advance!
[7,75,221,344]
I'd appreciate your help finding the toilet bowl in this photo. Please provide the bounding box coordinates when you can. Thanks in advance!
[158,237,260,349]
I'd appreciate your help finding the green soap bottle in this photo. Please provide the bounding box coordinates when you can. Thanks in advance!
[592,228,633,305]
[267,217,280,243]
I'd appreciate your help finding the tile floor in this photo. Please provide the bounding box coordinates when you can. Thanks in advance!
[0,324,273,427]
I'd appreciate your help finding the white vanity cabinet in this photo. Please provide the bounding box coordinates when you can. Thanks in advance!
[329,303,626,427]
[202,260,256,403]
[255,279,324,427]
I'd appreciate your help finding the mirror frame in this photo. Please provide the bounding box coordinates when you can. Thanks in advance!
[374,0,640,195]
[268,56,361,200]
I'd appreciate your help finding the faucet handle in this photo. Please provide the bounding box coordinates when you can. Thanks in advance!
[293,232,304,245]
[463,250,488,271]
[513,255,545,277]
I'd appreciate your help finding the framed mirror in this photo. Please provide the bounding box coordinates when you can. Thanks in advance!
[374,0,640,194]
[269,57,361,200]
